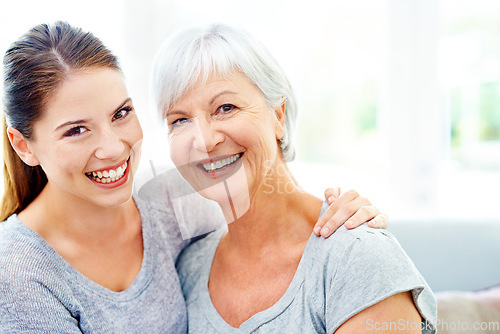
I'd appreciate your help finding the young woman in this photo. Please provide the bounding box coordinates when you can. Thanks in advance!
[0,22,386,333]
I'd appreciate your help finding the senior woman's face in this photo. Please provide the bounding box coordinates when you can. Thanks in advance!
[166,71,286,211]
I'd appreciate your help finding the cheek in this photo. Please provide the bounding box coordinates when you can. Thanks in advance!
[238,121,276,154]
[38,148,84,178]
[128,118,144,146]
[169,133,191,167]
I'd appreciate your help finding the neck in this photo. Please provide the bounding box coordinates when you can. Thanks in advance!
[220,162,322,254]
[19,182,138,243]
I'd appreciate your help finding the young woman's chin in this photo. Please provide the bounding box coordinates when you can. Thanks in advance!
[86,186,134,209]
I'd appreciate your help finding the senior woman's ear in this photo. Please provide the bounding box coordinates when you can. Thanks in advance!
[273,102,286,140]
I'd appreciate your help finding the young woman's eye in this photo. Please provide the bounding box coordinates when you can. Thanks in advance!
[63,126,88,137]
[112,106,132,121]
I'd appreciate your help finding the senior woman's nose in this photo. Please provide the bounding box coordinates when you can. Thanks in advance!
[192,117,225,152]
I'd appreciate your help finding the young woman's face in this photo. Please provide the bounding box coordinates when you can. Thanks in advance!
[27,68,143,207]
[166,70,285,213]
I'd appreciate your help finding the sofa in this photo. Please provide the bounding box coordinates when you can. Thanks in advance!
[389,220,500,333]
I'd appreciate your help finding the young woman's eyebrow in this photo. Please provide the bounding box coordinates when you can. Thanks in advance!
[110,97,132,116]
[54,98,133,133]
[54,118,90,133]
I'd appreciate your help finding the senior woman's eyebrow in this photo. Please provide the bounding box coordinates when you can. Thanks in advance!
[209,90,238,105]
[166,109,188,118]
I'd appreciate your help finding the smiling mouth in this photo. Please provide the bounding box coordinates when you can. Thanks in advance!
[85,159,129,184]
[198,153,242,173]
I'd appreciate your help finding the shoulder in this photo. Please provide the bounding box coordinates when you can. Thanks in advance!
[307,225,403,267]
[176,228,223,274]
[175,228,225,300]
[134,166,192,205]
[132,169,186,247]
[308,224,424,287]
[0,216,74,322]
[306,225,437,332]
[135,168,226,240]
[1,215,53,271]
[0,216,65,282]
[302,225,413,299]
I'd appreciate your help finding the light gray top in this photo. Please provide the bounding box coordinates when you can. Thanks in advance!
[0,197,189,333]
[0,170,226,333]
[177,203,437,333]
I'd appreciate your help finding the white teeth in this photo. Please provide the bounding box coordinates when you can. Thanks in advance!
[86,160,128,184]
[202,153,241,172]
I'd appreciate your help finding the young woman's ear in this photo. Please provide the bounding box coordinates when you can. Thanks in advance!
[7,127,40,166]
[274,102,286,140]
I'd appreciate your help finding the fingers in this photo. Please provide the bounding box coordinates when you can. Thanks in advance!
[314,189,369,237]
[324,187,341,205]
[366,213,389,229]
[313,204,337,236]
[314,187,342,236]
[344,205,380,229]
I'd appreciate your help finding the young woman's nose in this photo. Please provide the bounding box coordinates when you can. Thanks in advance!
[192,117,225,153]
[94,129,125,160]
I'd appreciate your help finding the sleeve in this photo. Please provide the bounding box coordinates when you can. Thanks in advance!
[325,229,437,333]
[0,273,82,333]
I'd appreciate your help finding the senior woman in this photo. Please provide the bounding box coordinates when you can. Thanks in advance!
[152,24,436,333]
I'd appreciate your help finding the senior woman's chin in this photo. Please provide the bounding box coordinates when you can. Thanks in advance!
[198,182,251,223]
[176,161,251,222]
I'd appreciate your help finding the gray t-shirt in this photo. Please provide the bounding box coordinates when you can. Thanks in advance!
[177,203,437,333]
[0,197,189,333]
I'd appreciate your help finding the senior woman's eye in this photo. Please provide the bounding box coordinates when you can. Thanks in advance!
[217,104,237,114]
[171,118,189,128]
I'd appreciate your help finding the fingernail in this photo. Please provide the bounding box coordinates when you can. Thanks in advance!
[321,227,330,236]
[313,226,321,235]
[328,196,335,203]
[345,220,353,228]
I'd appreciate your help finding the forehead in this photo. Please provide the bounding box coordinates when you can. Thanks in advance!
[43,68,127,120]
[174,70,259,103]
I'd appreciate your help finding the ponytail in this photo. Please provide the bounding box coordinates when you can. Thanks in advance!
[1,118,47,221]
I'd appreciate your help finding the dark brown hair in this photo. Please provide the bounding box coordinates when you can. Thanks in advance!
[1,21,120,221]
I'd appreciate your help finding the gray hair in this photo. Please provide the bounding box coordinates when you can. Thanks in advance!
[152,24,298,162]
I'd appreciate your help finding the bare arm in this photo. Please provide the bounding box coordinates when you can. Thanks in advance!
[336,292,422,334]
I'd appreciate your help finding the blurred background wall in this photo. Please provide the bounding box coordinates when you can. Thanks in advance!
[1,0,499,223]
